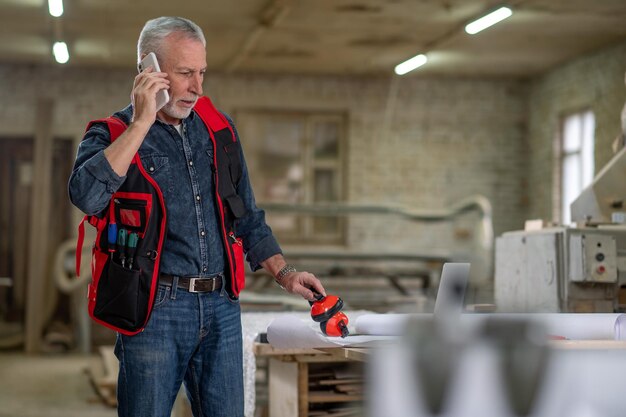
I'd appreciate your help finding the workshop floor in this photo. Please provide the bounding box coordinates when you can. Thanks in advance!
[0,353,116,417]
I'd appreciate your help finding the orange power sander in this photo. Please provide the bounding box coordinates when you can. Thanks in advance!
[309,293,350,338]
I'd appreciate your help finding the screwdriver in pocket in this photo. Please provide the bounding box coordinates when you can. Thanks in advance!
[127,232,138,270]
[117,229,127,267]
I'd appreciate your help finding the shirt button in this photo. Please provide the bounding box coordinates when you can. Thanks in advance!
[189,161,193,166]
[149,166,155,172]
[200,230,206,236]
[202,267,207,272]
[196,195,201,201]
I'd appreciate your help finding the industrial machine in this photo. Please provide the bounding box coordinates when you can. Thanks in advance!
[495,145,626,313]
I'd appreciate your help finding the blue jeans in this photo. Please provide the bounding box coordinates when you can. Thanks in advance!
[114,277,244,417]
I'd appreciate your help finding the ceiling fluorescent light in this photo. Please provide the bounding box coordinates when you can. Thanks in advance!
[53,42,69,64]
[394,54,428,75]
[48,0,63,17]
[465,6,512,35]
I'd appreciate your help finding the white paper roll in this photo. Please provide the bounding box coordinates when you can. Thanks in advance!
[266,314,396,349]
[355,313,626,340]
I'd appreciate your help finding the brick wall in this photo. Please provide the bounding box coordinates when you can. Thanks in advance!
[527,40,626,221]
[213,74,529,260]
[0,63,529,280]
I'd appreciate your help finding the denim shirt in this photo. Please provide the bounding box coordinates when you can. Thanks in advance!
[68,104,281,277]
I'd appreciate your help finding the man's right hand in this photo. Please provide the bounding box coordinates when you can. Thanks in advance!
[131,66,170,126]
[103,66,170,177]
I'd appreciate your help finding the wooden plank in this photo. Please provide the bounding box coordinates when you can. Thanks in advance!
[25,98,54,353]
[308,370,334,379]
[254,343,354,363]
[334,384,363,393]
[316,348,369,362]
[12,161,30,311]
[298,362,308,417]
[87,348,117,407]
[269,358,299,417]
[309,406,363,417]
[333,367,362,380]
[296,355,353,364]
[99,345,119,388]
[307,392,363,403]
[318,378,363,386]
[254,342,326,357]
[322,408,363,417]
[0,143,9,281]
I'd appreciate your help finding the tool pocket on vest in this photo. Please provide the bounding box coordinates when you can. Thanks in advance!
[111,192,153,238]
[229,233,246,296]
[93,258,147,329]
[225,195,247,219]
[88,247,109,304]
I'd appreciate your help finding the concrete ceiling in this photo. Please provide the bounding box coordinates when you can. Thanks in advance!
[1,0,626,78]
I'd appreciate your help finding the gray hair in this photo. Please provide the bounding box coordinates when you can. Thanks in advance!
[137,16,206,63]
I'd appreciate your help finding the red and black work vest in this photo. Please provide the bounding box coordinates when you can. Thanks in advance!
[76,96,246,336]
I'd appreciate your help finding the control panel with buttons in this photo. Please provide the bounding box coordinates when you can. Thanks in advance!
[568,233,617,283]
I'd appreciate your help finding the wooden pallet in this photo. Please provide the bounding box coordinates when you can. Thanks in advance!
[86,345,118,407]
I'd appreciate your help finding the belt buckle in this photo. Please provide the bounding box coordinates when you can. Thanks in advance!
[188,277,216,293]
[188,278,200,293]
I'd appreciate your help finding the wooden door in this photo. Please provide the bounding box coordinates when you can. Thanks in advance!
[0,138,73,320]
[0,138,34,319]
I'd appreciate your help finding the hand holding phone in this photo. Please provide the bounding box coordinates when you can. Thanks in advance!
[138,52,170,111]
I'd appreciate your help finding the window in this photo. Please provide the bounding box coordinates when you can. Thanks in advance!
[560,110,595,225]
[236,111,346,244]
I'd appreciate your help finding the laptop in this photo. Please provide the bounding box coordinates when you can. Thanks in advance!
[433,263,470,318]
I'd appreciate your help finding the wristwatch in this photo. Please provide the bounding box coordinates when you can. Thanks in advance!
[275,264,297,289]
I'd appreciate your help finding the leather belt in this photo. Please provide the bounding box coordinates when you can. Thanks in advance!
[159,274,222,293]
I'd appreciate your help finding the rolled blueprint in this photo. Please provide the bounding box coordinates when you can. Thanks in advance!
[355,313,626,340]
[266,314,396,349]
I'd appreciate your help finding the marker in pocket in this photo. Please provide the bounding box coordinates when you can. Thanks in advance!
[107,223,118,254]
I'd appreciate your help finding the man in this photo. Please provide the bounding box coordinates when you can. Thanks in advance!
[69,16,326,417]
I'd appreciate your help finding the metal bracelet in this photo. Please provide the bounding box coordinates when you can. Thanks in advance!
[275,264,297,288]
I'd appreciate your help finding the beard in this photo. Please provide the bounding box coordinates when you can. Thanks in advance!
[161,97,197,121]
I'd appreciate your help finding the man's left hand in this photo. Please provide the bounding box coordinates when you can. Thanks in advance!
[280,271,326,301]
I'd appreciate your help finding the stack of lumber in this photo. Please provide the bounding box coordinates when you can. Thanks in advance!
[306,364,364,416]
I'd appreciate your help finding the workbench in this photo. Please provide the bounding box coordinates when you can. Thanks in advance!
[254,342,368,417]
[253,338,626,417]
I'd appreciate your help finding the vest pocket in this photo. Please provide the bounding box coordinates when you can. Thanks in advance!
[225,195,247,218]
[111,192,153,238]
[93,258,147,330]
[141,154,172,194]
[230,233,246,296]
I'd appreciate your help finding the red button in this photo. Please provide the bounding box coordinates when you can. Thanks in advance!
[597,266,606,274]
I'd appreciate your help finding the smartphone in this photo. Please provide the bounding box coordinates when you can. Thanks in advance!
[137,52,170,111]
